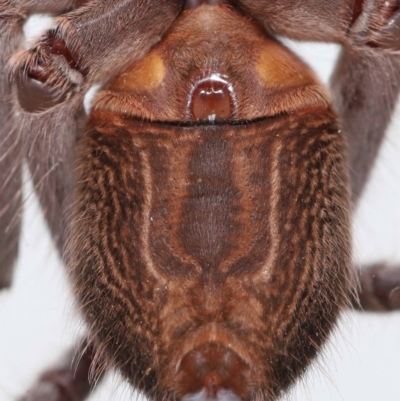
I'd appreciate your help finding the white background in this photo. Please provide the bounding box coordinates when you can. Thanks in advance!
[0,16,399,401]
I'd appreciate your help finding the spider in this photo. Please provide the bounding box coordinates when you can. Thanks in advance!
[1,1,400,401]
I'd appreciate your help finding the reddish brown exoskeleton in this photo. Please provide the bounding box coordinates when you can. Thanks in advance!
[1,1,400,401]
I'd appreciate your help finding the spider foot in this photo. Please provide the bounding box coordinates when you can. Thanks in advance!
[18,343,95,401]
[13,31,87,113]
[353,263,400,312]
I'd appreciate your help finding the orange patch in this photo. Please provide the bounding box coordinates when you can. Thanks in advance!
[256,43,314,88]
[113,51,166,91]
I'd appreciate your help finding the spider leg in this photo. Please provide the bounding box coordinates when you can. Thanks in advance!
[330,7,400,312]
[18,340,97,401]
[0,2,25,288]
[331,44,400,202]
[15,0,77,15]
[329,1,400,201]
[9,0,183,248]
[353,263,400,311]
[0,1,93,286]
[232,0,358,42]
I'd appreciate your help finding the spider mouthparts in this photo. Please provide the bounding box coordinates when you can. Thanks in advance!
[176,342,250,401]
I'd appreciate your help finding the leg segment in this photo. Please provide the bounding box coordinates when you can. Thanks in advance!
[233,0,400,49]
[331,49,400,201]
[0,1,85,286]
[0,1,24,288]
[330,1,400,200]
[15,1,77,14]
[232,0,357,43]
[18,341,97,401]
[353,264,400,311]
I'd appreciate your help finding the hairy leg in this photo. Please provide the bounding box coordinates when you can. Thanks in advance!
[0,1,91,286]
[0,1,24,288]
[232,0,357,43]
[332,50,400,201]
[328,0,400,201]
[330,4,400,309]
[15,1,77,14]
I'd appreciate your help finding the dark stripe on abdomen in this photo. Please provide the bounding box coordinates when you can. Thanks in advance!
[180,138,240,270]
